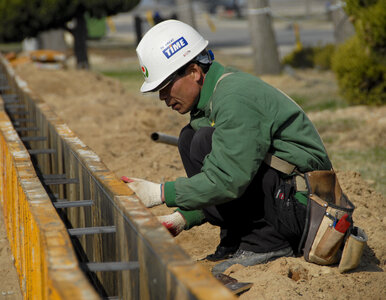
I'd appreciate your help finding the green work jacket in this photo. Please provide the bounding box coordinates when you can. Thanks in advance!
[164,62,332,228]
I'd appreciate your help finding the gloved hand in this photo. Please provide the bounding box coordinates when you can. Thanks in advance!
[121,176,163,208]
[157,211,186,237]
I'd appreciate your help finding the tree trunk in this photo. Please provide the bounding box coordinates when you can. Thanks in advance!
[134,15,143,46]
[305,0,311,16]
[331,0,355,44]
[247,0,281,75]
[73,11,89,69]
[176,0,196,28]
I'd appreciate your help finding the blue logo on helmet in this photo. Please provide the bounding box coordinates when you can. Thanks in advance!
[163,37,188,59]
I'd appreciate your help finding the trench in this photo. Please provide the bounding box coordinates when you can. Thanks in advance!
[0,54,234,300]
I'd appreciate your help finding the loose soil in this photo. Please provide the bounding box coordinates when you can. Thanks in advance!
[8,58,386,299]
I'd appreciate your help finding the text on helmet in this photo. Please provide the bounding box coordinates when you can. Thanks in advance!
[162,37,188,59]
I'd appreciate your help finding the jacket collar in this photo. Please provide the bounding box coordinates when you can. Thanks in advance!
[196,61,225,110]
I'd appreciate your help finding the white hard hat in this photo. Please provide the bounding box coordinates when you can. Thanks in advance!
[136,19,209,93]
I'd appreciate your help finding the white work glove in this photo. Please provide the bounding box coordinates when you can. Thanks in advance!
[121,176,163,208]
[157,211,186,237]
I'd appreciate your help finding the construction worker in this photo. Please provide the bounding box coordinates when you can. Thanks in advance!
[124,20,332,274]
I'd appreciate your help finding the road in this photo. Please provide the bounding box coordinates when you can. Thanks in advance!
[109,0,335,57]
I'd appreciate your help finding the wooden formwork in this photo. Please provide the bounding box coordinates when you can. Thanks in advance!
[0,54,235,299]
[0,98,99,299]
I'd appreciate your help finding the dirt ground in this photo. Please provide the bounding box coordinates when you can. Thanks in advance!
[7,58,386,299]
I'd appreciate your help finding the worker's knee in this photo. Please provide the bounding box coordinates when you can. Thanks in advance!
[191,127,214,152]
[178,124,195,155]
[190,127,215,163]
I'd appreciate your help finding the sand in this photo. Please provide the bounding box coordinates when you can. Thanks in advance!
[10,61,386,299]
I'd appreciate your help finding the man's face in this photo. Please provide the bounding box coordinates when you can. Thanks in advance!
[158,64,203,114]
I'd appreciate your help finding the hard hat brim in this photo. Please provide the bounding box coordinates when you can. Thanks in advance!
[140,77,166,93]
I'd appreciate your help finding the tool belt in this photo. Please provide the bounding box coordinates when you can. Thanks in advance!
[264,154,367,272]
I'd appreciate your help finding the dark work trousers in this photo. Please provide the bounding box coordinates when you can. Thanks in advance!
[178,124,307,253]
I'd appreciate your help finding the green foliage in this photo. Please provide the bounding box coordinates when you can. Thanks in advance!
[332,0,386,105]
[282,47,314,69]
[345,0,386,55]
[313,117,360,135]
[329,146,386,195]
[291,94,347,112]
[332,36,386,105]
[101,70,142,81]
[282,44,336,70]
[84,0,141,18]
[0,0,140,42]
[100,69,143,91]
[313,44,335,70]
[0,0,70,42]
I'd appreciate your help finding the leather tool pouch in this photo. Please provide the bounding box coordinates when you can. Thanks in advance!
[338,226,368,273]
[298,170,366,271]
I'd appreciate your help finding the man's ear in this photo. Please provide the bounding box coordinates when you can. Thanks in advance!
[186,63,204,84]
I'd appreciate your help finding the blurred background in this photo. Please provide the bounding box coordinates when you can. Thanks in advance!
[0,0,355,70]
[113,0,342,56]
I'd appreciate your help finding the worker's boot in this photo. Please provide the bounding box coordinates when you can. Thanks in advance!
[211,246,293,274]
[205,244,239,261]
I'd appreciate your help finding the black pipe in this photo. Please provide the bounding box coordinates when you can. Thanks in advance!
[150,132,178,146]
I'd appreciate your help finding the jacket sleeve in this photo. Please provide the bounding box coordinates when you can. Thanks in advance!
[165,93,274,210]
